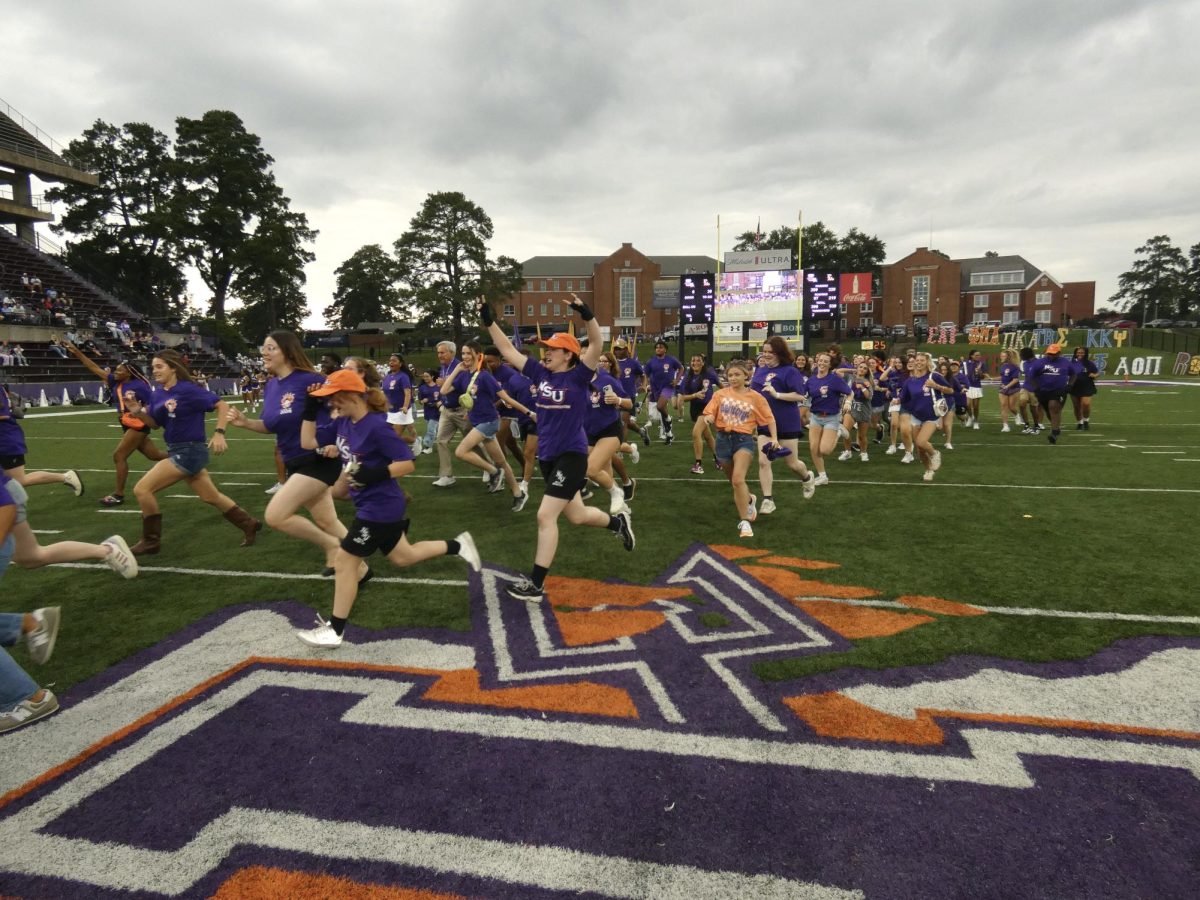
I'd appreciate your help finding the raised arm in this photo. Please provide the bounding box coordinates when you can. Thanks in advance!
[64,341,107,380]
[568,294,602,369]
[480,298,527,371]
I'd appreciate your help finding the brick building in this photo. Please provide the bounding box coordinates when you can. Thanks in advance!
[878,249,1095,333]
[505,243,717,338]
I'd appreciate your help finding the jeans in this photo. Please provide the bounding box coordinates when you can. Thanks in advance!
[1,535,38,709]
[421,418,438,451]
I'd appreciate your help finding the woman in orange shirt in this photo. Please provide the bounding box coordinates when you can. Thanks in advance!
[701,359,780,539]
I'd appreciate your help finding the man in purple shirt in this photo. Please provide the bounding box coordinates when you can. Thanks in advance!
[612,338,651,447]
[1028,343,1077,444]
[644,341,683,444]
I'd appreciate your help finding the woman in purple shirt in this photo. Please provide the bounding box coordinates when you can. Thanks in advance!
[482,295,635,604]
[440,341,532,512]
[228,331,347,575]
[752,337,816,509]
[585,354,634,515]
[416,369,440,454]
[382,353,416,445]
[898,353,952,482]
[803,352,853,485]
[121,349,261,555]
[963,349,987,429]
[996,349,1022,433]
[678,353,719,474]
[294,369,481,648]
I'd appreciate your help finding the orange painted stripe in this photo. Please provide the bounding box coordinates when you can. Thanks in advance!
[783,692,946,745]
[553,608,666,646]
[211,865,466,899]
[796,601,934,639]
[742,564,881,601]
[422,669,638,719]
[543,575,691,609]
[708,544,771,561]
[756,555,841,570]
[929,709,1200,743]
[895,594,986,617]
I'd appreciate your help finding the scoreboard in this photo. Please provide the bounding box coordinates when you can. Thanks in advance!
[680,272,715,324]
[804,269,840,318]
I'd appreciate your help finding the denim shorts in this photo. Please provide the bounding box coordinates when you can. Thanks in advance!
[168,441,210,477]
[810,412,842,430]
[472,418,501,439]
[715,430,756,463]
[3,478,28,525]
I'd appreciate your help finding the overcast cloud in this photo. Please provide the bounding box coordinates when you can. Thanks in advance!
[7,0,1200,325]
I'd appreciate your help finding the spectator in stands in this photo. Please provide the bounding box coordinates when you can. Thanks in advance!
[11,346,26,367]
[47,337,68,359]
[0,344,12,368]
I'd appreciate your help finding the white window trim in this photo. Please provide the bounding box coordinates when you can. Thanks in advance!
[911,275,930,312]
[1035,291,1052,306]
[969,270,1024,287]
[502,304,515,317]
[974,294,990,308]
[1003,292,1020,307]
[1034,309,1052,323]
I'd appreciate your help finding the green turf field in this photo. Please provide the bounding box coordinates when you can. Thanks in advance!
[3,381,1198,694]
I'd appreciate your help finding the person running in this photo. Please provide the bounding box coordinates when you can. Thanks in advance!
[585,353,634,515]
[499,353,540,499]
[869,353,889,445]
[963,349,987,429]
[480,295,635,604]
[226,331,349,575]
[751,336,816,509]
[883,357,910,457]
[996,349,1022,432]
[644,340,683,444]
[0,385,83,497]
[838,359,875,462]
[440,341,530,511]
[1028,343,1076,444]
[1017,346,1043,434]
[794,353,813,430]
[121,349,261,555]
[63,343,167,507]
[612,338,651,447]
[938,360,964,450]
[898,353,951,482]
[803,352,852,485]
[293,369,482,648]
[382,353,416,445]
[701,359,781,538]
[1069,346,1098,430]
[678,353,719,474]
[415,369,440,454]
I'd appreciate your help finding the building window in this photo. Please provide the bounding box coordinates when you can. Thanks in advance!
[840,318,847,331]
[1003,292,1020,307]
[553,280,560,292]
[553,304,562,316]
[969,270,1024,287]
[502,304,515,317]
[526,281,534,292]
[527,304,534,316]
[839,302,848,313]
[974,294,990,308]
[1002,310,1018,324]
[1035,291,1052,306]
[620,277,636,319]
[860,316,873,327]
[1035,309,1052,323]
[861,300,873,313]
[539,280,547,292]
[540,304,547,316]
[911,275,930,312]
[972,312,988,323]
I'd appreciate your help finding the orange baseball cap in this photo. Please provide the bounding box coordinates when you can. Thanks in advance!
[1046,343,1062,354]
[538,332,582,354]
[311,369,367,395]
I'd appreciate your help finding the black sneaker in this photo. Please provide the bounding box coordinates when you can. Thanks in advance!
[615,509,635,551]
[1076,423,1084,430]
[580,486,594,501]
[664,433,674,445]
[1048,431,1058,445]
[1083,421,1090,430]
[622,478,636,501]
[850,443,861,453]
[511,490,529,512]
[487,469,505,493]
[506,578,545,603]
[875,426,884,443]
[641,430,651,448]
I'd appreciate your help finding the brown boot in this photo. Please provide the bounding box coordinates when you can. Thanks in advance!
[223,506,262,547]
[130,514,163,556]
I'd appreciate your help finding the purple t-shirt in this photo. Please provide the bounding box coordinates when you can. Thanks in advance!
[899,373,951,421]
[804,372,852,416]
[1028,356,1074,392]
[453,368,503,427]
[751,364,806,432]
[680,366,720,405]
[417,383,440,421]
[335,411,412,523]
[438,361,461,410]
[585,371,626,437]
[0,388,26,456]
[964,358,987,387]
[520,357,593,459]
[645,355,683,396]
[381,371,412,413]
[262,369,330,463]
[1021,359,1038,391]
[999,362,1021,395]
[148,380,218,445]
[503,370,536,426]
[615,357,645,399]
[106,373,153,415]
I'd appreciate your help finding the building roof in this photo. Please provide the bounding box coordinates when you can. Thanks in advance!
[521,253,719,278]
[953,254,1040,291]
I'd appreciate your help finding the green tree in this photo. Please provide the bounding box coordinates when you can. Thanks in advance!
[732,221,885,282]
[230,205,316,341]
[1183,242,1200,318]
[173,110,316,322]
[46,119,187,318]
[326,244,402,329]
[393,191,523,346]
[1110,235,1187,324]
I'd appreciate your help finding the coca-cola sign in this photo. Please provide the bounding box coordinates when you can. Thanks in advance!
[840,272,872,303]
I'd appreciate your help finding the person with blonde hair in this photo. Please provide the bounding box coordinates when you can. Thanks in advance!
[751,336,816,509]
[898,352,952,481]
[802,352,852,485]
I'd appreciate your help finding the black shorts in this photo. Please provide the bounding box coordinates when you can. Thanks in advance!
[1036,389,1068,410]
[689,399,707,422]
[587,420,623,445]
[341,516,410,557]
[756,427,804,441]
[518,420,537,440]
[1,453,25,471]
[284,452,342,486]
[1069,380,1097,398]
[539,451,588,501]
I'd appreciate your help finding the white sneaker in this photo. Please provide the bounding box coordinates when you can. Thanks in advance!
[930,450,942,472]
[102,535,138,579]
[629,443,640,464]
[837,450,852,462]
[264,482,284,495]
[455,531,482,572]
[609,488,627,515]
[965,415,974,428]
[860,452,869,462]
[511,490,529,512]
[432,476,457,487]
[885,445,897,455]
[746,494,757,522]
[813,472,829,486]
[901,452,914,464]
[836,425,849,440]
[0,690,59,734]
[973,423,980,430]
[26,607,60,665]
[422,446,433,455]
[923,469,935,482]
[1001,424,1011,433]
[63,469,83,497]
[944,443,954,451]
[802,472,817,499]
[738,519,754,538]
[759,498,777,515]
[482,470,491,483]
[296,615,342,648]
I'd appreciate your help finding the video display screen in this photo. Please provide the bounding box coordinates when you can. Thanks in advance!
[717,269,799,321]
[804,269,840,318]
[680,273,715,324]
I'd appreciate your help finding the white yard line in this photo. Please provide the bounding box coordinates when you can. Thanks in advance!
[47,561,467,586]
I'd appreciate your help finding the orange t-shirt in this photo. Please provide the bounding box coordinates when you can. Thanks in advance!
[703,387,775,434]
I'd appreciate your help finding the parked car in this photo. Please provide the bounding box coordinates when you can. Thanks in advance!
[890,324,908,336]
[1146,318,1175,328]
[1174,319,1198,328]
[868,324,887,337]
[1105,319,1138,329]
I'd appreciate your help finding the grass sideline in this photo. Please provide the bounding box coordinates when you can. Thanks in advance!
[2,382,1198,694]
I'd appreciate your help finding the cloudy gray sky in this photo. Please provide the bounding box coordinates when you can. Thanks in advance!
[8,0,1200,325]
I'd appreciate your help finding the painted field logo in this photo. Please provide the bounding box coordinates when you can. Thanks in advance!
[1,544,1196,898]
